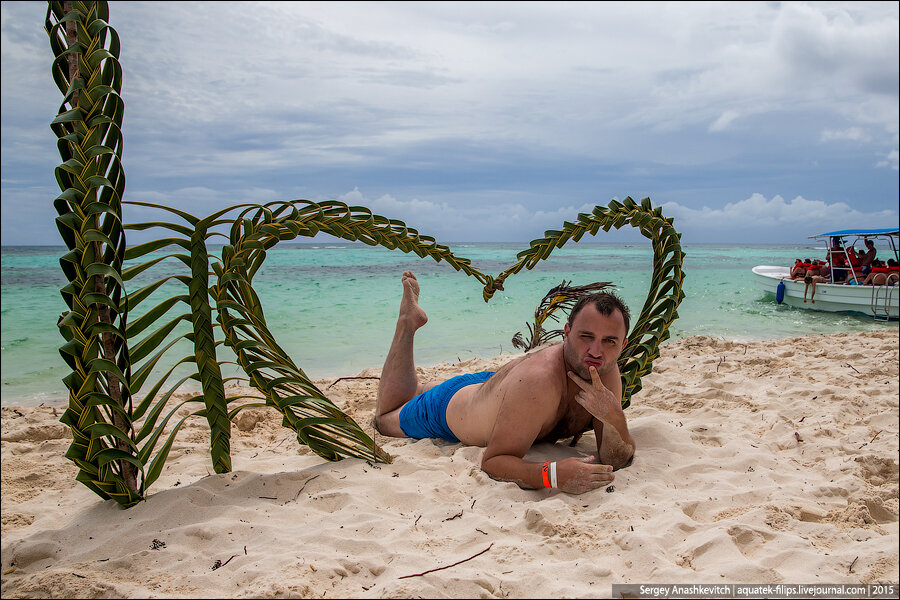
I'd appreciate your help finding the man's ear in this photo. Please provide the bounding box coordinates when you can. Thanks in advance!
[563,323,570,338]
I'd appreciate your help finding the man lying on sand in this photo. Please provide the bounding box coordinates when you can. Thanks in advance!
[375,271,635,494]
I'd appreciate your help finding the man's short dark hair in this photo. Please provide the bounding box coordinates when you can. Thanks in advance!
[567,292,630,335]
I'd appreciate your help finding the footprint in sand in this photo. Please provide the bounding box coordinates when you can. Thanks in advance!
[726,524,775,558]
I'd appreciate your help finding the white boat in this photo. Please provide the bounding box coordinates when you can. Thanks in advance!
[752,228,899,321]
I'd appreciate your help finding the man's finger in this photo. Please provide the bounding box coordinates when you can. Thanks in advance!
[589,365,601,387]
[588,366,610,391]
[566,371,591,390]
[588,463,613,472]
[590,468,615,479]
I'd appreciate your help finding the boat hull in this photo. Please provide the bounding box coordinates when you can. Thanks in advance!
[752,265,899,320]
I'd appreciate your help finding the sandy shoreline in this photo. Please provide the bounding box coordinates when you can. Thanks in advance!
[2,331,898,598]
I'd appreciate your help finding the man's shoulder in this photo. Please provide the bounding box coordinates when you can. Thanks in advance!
[502,345,564,383]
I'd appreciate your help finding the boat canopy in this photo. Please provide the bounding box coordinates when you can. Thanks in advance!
[810,228,899,239]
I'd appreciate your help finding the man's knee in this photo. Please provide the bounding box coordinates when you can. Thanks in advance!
[375,411,406,438]
[374,414,389,435]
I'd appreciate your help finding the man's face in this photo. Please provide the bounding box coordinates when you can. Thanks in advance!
[563,303,628,380]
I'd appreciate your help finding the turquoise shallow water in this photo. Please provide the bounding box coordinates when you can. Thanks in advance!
[2,242,897,406]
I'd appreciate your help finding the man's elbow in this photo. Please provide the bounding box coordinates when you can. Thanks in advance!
[480,454,501,479]
[605,445,635,471]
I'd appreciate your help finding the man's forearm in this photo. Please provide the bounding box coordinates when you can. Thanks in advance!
[481,454,544,490]
[598,413,635,469]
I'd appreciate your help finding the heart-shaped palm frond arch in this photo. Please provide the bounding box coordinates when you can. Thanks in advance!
[46,1,683,507]
[484,197,686,408]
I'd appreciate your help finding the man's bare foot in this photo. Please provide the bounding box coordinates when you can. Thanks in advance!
[400,271,428,330]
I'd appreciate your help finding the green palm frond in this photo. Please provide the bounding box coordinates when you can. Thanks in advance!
[489,196,686,408]
[47,0,139,505]
[212,199,501,463]
[46,1,683,508]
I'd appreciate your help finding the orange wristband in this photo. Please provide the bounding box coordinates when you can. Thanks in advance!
[541,462,551,488]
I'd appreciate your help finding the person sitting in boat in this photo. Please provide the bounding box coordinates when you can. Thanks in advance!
[862,258,899,286]
[805,260,847,282]
[790,259,808,279]
[857,239,877,275]
[803,267,830,304]
[803,260,827,278]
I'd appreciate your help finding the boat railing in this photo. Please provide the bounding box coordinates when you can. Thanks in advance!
[820,236,859,284]
[871,284,896,321]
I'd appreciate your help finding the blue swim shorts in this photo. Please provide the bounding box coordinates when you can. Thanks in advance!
[398,371,494,442]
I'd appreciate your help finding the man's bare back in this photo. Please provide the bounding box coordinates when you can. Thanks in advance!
[444,344,594,447]
[375,271,635,494]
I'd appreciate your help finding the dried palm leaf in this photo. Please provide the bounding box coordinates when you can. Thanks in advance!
[512,281,615,351]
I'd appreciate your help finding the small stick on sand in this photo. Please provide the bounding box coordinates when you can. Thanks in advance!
[398,543,493,579]
[326,376,380,389]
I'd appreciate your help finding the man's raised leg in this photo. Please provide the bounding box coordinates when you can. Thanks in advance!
[375,271,429,437]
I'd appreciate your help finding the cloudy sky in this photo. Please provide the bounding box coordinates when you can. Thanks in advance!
[2,1,898,246]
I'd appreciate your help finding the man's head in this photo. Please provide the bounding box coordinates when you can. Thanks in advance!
[566,292,631,334]
[865,239,875,250]
[563,292,630,379]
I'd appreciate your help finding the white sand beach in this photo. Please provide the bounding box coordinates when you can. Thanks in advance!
[2,330,898,598]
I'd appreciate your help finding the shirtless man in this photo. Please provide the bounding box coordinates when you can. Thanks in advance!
[858,239,877,275]
[375,271,635,494]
